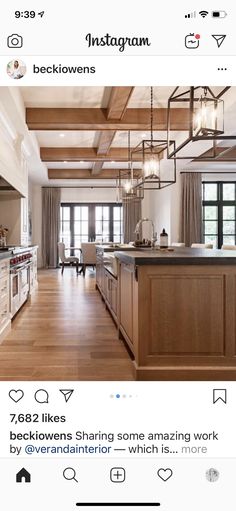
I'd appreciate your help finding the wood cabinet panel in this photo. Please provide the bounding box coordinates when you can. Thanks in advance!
[149,275,224,355]
[0,258,10,341]
[116,261,236,379]
[96,249,118,324]
[110,277,117,316]
[120,264,134,343]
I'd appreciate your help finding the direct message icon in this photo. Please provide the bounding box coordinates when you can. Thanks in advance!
[213,389,227,404]
[157,468,173,482]
[212,35,226,48]
[59,389,74,403]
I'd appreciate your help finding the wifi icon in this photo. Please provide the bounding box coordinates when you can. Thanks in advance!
[199,10,209,18]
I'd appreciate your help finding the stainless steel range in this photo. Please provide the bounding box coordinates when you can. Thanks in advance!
[9,251,33,317]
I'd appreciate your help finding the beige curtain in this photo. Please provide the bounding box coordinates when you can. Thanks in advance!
[123,199,142,243]
[180,173,202,247]
[42,188,61,268]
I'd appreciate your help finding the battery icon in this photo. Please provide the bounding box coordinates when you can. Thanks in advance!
[212,10,227,18]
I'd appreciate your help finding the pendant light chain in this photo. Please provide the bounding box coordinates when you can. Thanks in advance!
[128,129,131,168]
[150,86,153,148]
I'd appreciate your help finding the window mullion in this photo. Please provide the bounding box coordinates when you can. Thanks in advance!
[70,206,74,255]
[110,206,113,242]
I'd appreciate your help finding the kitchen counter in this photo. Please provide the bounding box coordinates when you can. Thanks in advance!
[96,244,136,253]
[115,247,236,381]
[114,247,236,265]
[0,252,12,261]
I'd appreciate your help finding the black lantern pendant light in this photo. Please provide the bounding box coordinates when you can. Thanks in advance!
[167,86,236,160]
[131,87,176,191]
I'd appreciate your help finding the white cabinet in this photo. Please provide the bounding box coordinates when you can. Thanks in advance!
[0,258,11,341]
[30,247,38,293]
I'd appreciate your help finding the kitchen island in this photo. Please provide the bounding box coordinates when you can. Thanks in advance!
[96,244,135,324]
[114,247,236,380]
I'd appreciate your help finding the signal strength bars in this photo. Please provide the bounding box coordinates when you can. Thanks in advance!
[185,11,196,18]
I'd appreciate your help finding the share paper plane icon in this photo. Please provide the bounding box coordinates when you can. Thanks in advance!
[212,34,226,48]
[59,389,74,402]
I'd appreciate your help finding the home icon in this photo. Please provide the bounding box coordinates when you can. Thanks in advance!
[16,468,31,483]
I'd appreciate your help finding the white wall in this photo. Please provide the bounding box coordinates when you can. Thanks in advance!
[29,183,42,267]
[0,88,28,198]
[61,187,118,203]
[140,173,181,243]
[0,197,21,245]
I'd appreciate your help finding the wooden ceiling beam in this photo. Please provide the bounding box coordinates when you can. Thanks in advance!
[48,169,141,180]
[107,87,134,119]
[96,130,116,155]
[92,130,116,175]
[26,108,189,131]
[194,145,236,162]
[92,161,105,175]
[41,147,146,162]
[92,87,134,175]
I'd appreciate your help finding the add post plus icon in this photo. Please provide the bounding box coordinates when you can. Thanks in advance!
[185,33,200,49]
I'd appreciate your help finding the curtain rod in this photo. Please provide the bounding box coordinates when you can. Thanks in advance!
[42,186,117,189]
[180,171,236,174]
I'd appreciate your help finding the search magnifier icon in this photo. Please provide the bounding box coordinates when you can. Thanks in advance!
[63,467,78,483]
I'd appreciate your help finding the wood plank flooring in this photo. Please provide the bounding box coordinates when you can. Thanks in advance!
[0,269,134,381]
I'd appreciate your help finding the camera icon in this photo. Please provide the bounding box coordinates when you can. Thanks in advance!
[7,34,23,48]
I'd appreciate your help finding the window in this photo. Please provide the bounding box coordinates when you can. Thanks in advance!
[113,206,123,243]
[60,206,70,247]
[74,206,89,244]
[60,203,123,249]
[202,182,236,248]
[95,206,110,243]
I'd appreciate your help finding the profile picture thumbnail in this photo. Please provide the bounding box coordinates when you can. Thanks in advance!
[7,59,27,80]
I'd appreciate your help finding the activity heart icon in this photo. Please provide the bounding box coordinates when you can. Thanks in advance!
[157,468,173,482]
[9,389,24,403]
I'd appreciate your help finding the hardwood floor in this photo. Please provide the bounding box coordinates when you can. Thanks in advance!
[0,269,134,381]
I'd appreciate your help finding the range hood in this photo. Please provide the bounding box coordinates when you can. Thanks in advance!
[0,177,24,199]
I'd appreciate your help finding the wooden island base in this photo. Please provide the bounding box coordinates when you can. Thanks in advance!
[133,364,236,381]
[115,248,236,381]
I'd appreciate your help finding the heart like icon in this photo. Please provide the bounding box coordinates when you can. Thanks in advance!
[157,468,173,482]
[9,389,24,403]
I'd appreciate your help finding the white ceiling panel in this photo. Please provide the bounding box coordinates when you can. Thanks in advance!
[20,86,110,107]
[47,162,92,169]
[35,130,99,147]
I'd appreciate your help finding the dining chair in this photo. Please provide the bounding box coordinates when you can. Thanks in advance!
[80,242,97,276]
[221,244,236,250]
[171,242,185,247]
[191,243,213,249]
[58,242,80,274]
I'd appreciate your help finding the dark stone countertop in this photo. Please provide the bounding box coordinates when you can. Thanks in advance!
[96,244,137,253]
[114,247,236,265]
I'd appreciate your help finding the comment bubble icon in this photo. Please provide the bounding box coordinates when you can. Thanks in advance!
[34,389,49,404]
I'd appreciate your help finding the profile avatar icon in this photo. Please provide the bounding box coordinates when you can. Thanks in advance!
[7,59,26,79]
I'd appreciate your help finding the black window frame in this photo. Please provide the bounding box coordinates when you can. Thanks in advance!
[202,181,236,248]
[60,202,123,251]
